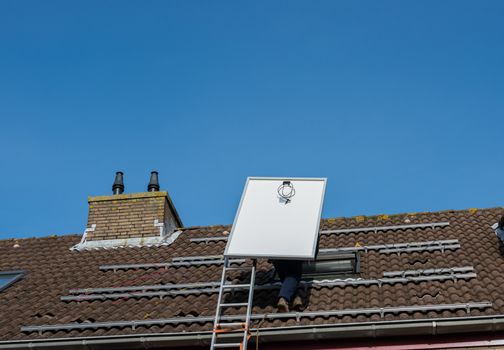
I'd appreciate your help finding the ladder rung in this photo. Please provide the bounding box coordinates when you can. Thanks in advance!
[220,303,248,308]
[222,284,251,289]
[217,322,246,328]
[212,261,256,350]
[225,266,253,271]
[213,343,243,348]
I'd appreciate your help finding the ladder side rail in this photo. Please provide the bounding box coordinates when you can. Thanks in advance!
[210,257,230,349]
[242,260,256,350]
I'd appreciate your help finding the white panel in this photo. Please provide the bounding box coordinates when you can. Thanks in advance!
[224,177,326,259]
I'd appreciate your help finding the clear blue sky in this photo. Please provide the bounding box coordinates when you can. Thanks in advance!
[1,1,503,239]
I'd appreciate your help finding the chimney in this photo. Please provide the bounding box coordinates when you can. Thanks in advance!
[73,172,183,250]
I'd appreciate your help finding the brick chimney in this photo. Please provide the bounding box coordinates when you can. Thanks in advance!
[72,177,183,250]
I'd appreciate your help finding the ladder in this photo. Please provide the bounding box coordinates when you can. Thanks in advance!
[210,258,256,350]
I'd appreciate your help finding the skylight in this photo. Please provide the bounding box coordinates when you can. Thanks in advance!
[0,271,24,292]
[302,252,360,279]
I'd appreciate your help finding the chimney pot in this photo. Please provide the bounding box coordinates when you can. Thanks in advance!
[148,171,160,192]
[112,171,124,195]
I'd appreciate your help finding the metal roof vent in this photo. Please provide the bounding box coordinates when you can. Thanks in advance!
[112,171,124,195]
[148,171,160,192]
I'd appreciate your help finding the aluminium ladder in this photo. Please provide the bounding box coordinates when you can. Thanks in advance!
[210,258,256,350]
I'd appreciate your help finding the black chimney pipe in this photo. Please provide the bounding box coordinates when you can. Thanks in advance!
[148,171,160,192]
[112,171,124,195]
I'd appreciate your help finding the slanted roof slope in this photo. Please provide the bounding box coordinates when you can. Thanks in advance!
[0,207,503,346]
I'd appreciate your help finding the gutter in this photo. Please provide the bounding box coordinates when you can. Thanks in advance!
[4,315,504,349]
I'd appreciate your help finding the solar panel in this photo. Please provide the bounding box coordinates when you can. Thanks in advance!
[224,177,326,259]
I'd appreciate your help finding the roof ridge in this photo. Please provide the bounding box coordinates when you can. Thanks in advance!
[1,206,502,242]
[0,233,82,243]
[321,205,504,223]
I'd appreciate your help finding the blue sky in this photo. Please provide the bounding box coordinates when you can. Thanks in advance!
[1,1,503,238]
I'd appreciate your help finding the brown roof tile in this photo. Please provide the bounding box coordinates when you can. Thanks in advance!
[0,206,503,343]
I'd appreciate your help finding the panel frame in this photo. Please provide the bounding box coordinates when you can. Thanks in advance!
[224,177,327,260]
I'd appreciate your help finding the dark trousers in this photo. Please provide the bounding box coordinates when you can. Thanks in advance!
[272,260,303,302]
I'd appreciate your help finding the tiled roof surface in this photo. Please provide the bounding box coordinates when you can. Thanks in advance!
[0,207,503,342]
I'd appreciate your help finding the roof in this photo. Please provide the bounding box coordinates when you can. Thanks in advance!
[1,206,504,348]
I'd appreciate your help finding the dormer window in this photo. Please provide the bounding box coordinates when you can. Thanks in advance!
[0,271,24,292]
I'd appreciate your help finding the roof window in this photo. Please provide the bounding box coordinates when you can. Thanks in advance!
[302,252,360,279]
[0,271,24,292]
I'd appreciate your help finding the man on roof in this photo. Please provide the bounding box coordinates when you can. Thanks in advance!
[272,259,303,313]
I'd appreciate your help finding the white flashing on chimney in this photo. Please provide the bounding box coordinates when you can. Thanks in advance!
[70,219,182,251]
[70,230,182,251]
[75,224,96,247]
[154,219,165,238]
